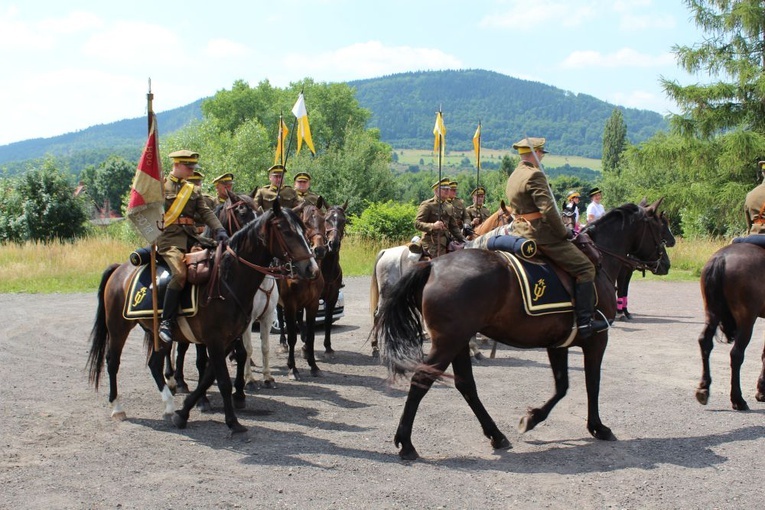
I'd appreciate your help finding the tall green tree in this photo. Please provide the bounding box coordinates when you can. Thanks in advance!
[662,0,765,138]
[602,108,627,173]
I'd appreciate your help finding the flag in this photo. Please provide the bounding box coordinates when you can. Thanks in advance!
[274,117,289,165]
[473,122,481,167]
[127,115,165,243]
[433,111,446,157]
[291,92,316,155]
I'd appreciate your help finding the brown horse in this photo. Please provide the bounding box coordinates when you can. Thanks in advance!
[372,200,668,460]
[320,201,348,357]
[473,200,512,236]
[695,238,765,410]
[278,202,327,380]
[87,201,319,433]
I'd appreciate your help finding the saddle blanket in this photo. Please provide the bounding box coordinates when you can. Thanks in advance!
[732,234,765,248]
[496,251,573,316]
[123,263,199,320]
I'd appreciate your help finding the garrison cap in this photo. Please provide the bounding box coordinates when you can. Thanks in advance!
[470,186,486,196]
[431,177,452,190]
[589,187,602,197]
[212,173,234,185]
[169,149,200,167]
[268,164,285,174]
[512,137,548,154]
[294,172,311,182]
[449,180,458,189]
[566,190,581,200]
[186,170,205,182]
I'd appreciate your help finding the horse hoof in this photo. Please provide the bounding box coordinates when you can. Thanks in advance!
[111,411,127,421]
[311,367,322,377]
[695,389,709,405]
[371,348,380,359]
[399,447,419,461]
[323,349,336,360]
[756,392,765,402]
[172,412,188,429]
[491,436,511,450]
[262,379,276,389]
[197,399,213,413]
[234,399,246,410]
[590,425,617,441]
[279,344,289,354]
[288,371,301,381]
[473,352,485,361]
[732,401,750,411]
[245,381,258,392]
[517,414,535,433]
[176,384,190,395]
[229,423,248,435]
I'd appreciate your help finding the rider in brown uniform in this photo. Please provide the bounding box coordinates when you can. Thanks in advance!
[293,172,323,208]
[212,172,235,205]
[745,160,765,234]
[465,186,491,229]
[415,178,465,257]
[252,164,298,210]
[157,150,228,343]
[505,137,607,339]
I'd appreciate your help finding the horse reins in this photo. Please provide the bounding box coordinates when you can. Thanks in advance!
[585,215,666,273]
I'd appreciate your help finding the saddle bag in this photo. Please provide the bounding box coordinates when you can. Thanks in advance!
[486,234,537,259]
[184,248,212,285]
[572,232,602,267]
[732,234,765,248]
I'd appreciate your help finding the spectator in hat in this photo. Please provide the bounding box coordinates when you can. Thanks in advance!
[252,164,298,210]
[414,177,465,257]
[504,136,607,339]
[293,172,324,208]
[156,150,228,344]
[562,190,581,233]
[212,173,235,204]
[745,160,765,234]
[586,187,605,224]
[466,186,491,228]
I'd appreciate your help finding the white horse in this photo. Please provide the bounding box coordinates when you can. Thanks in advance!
[240,275,280,388]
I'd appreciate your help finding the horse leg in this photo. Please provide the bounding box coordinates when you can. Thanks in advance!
[172,352,217,429]
[518,347,570,434]
[695,319,718,405]
[174,341,191,394]
[277,305,288,353]
[105,328,129,421]
[730,320,754,411]
[582,337,616,440]
[323,293,338,358]
[210,345,247,433]
[304,310,322,377]
[284,308,301,381]
[451,346,509,450]
[147,346,176,419]
[231,337,247,409]
[260,308,276,389]
[756,330,765,402]
[394,356,450,461]
[162,334,177,393]
[240,323,257,391]
[192,344,213,413]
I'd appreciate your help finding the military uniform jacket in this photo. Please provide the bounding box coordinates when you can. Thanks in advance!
[192,193,219,233]
[415,197,464,254]
[157,176,224,253]
[253,184,298,210]
[505,161,567,245]
[745,182,765,234]
[296,190,323,208]
[466,204,491,225]
[450,198,469,227]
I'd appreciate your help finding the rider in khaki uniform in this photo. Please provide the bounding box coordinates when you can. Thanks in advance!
[415,178,465,257]
[466,186,491,228]
[212,172,235,205]
[157,150,228,343]
[745,160,765,234]
[252,164,298,210]
[293,172,323,207]
[505,137,607,339]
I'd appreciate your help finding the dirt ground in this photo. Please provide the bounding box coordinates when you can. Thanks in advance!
[2,276,765,509]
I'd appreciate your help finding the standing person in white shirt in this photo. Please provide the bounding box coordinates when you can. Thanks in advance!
[586,187,606,224]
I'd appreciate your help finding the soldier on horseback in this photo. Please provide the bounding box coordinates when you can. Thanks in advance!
[252,164,299,210]
[466,186,491,230]
[415,178,466,257]
[504,137,607,339]
[745,160,765,234]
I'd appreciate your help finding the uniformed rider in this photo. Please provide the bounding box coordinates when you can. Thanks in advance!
[293,172,323,208]
[745,160,765,234]
[252,164,298,210]
[212,172,235,205]
[157,150,228,344]
[415,177,465,257]
[466,186,491,228]
[504,137,607,339]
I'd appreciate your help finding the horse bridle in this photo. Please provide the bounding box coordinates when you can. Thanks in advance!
[325,209,345,253]
[587,214,667,273]
[223,199,248,233]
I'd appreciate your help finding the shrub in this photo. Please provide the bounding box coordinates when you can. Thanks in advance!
[348,201,417,241]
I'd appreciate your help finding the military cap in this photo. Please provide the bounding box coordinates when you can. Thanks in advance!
[759,160,765,170]
[294,172,311,182]
[589,187,602,197]
[212,173,234,185]
[449,180,458,189]
[566,190,581,200]
[268,164,285,174]
[169,149,200,167]
[431,177,452,190]
[470,186,486,196]
[186,170,205,182]
[512,137,548,154]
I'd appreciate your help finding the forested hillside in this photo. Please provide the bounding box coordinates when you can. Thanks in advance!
[350,69,667,158]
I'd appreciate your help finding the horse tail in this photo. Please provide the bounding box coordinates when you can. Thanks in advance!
[369,250,384,322]
[373,261,432,376]
[86,263,120,389]
[702,254,736,342]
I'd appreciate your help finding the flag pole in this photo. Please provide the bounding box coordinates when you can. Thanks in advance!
[147,79,161,352]
[475,120,481,189]
[436,107,444,257]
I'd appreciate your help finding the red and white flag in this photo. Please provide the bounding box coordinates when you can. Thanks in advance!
[127,115,164,243]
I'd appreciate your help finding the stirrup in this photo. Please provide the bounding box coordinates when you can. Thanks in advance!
[158,320,173,344]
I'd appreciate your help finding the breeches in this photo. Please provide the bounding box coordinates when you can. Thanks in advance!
[537,241,595,283]
[158,246,187,290]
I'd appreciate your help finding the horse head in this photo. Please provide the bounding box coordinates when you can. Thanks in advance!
[218,189,257,235]
[294,202,327,261]
[326,200,348,253]
[267,199,320,279]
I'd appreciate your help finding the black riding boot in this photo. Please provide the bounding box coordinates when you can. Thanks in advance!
[159,287,181,344]
[575,282,609,339]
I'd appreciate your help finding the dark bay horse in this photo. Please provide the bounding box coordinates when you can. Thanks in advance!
[695,239,765,410]
[472,200,511,236]
[87,201,319,433]
[320,201,348,357]
[278,202,327,380]
[372,200,668,460]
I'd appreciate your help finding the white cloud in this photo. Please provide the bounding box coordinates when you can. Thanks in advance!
[204,39,250,59]
[479,0,597,29]
[82,21,188,67]
[38,11,102,35]
[619,13,675,31]
[610,89,675,114]
[561,48,675,69]
[281,41,463,81]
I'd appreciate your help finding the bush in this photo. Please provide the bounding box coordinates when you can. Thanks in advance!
[348,201,417,241]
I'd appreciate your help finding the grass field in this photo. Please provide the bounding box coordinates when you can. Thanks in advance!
[0,235,726,293]
[395,148,602,171]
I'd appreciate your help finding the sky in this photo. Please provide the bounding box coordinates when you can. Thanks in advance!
[0,0,708,147]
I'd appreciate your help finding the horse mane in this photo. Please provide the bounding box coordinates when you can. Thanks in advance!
[587,203,642,234]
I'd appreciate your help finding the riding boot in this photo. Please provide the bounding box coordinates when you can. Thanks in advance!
[575,282,609,339]
[159,287,181,344]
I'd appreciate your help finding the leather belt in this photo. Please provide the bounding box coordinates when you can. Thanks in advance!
[753,217,765,225]
[514,211,543,221]
[176,217,195,226]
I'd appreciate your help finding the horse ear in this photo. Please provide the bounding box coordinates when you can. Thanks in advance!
[317,196,325,210]
[272,198,282,215]
[646,197,664,215]
[638,197,648,207]
[341,199,349,211]
[500,200,509,215]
